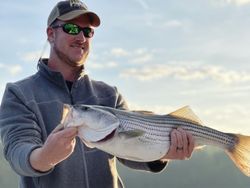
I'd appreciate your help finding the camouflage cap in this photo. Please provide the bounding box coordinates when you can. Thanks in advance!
[47,0,100,27]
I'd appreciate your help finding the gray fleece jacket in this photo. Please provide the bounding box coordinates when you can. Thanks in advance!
[0,59,167,188]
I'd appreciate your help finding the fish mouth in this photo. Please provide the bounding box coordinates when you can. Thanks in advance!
[95,129,116,143]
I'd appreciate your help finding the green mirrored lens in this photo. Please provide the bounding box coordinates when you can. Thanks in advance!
[61,23,94,38]
[63,24,80,35]
[82,27,94,38]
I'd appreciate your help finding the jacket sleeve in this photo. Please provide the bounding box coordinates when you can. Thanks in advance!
[114,87,168,173]
[0,83,52,177]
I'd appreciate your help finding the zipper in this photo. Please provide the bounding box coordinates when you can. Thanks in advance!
[64,81,74,104]
[68,82,90,188]
[80,140,90,188]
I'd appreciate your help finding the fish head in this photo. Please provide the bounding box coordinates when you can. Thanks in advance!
[61,104,120,142]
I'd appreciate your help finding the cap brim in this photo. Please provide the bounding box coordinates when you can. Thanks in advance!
[58,10,100,27]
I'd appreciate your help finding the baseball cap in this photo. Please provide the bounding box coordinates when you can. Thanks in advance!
[47,0,100,27]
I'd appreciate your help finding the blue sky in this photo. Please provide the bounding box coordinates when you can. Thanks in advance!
[1,0,250,137]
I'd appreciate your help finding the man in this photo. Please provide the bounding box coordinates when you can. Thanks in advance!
[0,1,194,187]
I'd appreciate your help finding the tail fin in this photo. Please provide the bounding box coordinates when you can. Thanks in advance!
[226,134,250,176]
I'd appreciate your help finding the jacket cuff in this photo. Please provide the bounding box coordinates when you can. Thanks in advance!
[13,144,54,177]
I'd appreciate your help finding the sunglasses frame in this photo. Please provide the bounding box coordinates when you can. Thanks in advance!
[51,23,94,38]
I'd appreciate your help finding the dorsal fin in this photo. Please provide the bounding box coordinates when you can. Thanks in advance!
[169,106,204,126]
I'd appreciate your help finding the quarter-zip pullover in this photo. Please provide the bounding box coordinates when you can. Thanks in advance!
[0,59,167,188]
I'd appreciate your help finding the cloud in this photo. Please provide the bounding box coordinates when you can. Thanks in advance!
[179,85,250,98]
[21,51,41,62]
[0,64,23,76]
[127,102,175,114]
[110,48,129,57]
[87,61,118,69]
[131,54,153,64]
[215,0,250,6]
[88,47,155,70]
[120,64,250,84]
[112,48,153,64]
[20,49,49,63]
[109,48,150,59]
[198,104,250,134]
[134,48,148,55]
[163,20,184,28]
[8,65,23,75]
[228,0,250,5]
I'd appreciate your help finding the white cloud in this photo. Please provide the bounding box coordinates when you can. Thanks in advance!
[87,61,118,69]
[120,64,250,84]
[127,102,177,114]
[110,48,129,57]
[20,49,49,63]
[21,51,40,62]
[111,47,153,64]
[0,64,23,76]
[163,20,184,28]
[131,54,153,64]
[179,86,249,97]
[134,48,148,55]
[8,65,23,75]
[90,47,154,70]
[120,64,199,81]
[199,104,250,134]
[228,0,250,5]
[215,0,250,6]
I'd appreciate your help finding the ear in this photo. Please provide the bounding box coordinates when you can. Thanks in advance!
[47,27,55,44]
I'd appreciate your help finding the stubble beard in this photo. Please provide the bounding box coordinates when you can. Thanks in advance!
[53,43,88,68]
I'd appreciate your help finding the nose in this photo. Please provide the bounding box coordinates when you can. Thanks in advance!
[75,30,87,42]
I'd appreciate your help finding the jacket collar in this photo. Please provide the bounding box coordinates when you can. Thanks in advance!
[37,58,85,87]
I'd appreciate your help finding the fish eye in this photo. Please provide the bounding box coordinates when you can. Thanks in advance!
[81,106,89,110]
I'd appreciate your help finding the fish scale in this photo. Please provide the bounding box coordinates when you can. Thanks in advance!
[62,104,250,177]
[113,109,236,149]
[118,117,171,143]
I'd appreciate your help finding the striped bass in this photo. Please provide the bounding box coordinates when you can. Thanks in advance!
[61,104,250,176]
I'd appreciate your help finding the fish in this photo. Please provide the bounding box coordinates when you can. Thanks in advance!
[60,104,250,176]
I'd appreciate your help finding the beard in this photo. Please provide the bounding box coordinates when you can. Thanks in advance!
[53,42,89,68]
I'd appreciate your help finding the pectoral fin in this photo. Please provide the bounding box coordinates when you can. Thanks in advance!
[61,104,72,125]
[118,129,145,139]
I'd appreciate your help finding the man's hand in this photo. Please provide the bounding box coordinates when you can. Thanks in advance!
[30,124,78,172]
[162,127,195,161]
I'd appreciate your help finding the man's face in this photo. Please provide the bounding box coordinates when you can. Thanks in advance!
[48,15,93,67]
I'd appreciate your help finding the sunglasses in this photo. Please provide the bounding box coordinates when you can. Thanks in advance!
[52,23,94,38]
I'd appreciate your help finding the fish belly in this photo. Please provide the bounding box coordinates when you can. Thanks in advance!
[96,137,170,162]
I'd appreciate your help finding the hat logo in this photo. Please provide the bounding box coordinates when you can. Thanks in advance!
[69,0,83,7]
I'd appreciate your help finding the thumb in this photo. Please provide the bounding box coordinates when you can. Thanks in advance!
[51,123,64,133]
